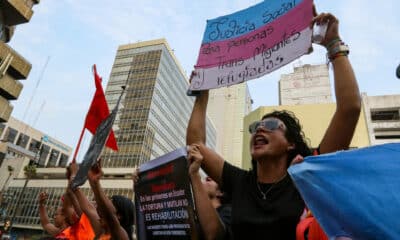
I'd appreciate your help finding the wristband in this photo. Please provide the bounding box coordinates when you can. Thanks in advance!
[327,42,349,62]
[326,37,341,49]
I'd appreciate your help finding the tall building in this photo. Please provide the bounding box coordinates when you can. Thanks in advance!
[102,38,216,168]
[361,93,400,145]
[0,39,217,238]
[279,64,331,105]
[207,84,252,167]
[0,0,40,122]
[0,1,45,236]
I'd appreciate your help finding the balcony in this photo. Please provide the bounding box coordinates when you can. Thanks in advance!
[0,95,13,122]
[0,41,31,79]
[0,73,22,100]
[0,0,39,26]
[0,25,15,43]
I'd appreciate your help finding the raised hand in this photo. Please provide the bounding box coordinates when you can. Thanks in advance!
[38,192,48,206]
[132,167,140,186]
[187,144,203,176]
[88,159,103,183]
[312,12,340,48]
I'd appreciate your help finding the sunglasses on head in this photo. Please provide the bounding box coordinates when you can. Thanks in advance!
[248,119,284,134]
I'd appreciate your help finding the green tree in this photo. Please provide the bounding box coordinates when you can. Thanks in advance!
[0,165,14,207]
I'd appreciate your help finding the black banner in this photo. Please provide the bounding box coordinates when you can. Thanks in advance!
[135,148,199,240]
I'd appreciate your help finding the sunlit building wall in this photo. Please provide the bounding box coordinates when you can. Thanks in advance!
[0,0,40,122]
[362,93,400,145]
[0,116,72,234]
[242,63,369,170]
[242,104,370,170]
[102,38,216,168]
[0,39,217,238]
[207,84,252,167]
[279,64,332,105]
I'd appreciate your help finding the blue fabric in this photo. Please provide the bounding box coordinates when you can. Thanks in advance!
[288,143,400,240]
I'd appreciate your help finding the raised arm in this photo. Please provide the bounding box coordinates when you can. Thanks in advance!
[314,13,361,154]
[38,192,62,236]
[67,162,102,236]
[88,161,129,240]
[188,144,225,240]
[186,89,225,185]
[65,164,82,218]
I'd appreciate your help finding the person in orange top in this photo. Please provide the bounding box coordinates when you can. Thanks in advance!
[38,192,69,239]
[67,161,134,240]
[62,211,95,240]
[62,166,96,240]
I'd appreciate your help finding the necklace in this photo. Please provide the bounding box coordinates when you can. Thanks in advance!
[256,173,288,200]
[257,182,274,200]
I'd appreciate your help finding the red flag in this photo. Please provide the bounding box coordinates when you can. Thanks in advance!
[84,64,118,151]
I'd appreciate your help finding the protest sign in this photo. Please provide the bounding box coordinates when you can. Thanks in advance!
[288,143,400,239]
[135,148,199,240]
[189,0,314,90]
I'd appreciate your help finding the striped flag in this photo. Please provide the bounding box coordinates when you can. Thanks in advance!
[189,0,314,90]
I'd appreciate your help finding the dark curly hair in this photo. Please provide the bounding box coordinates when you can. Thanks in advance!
[111,195,135,240]
[252,110,312,169]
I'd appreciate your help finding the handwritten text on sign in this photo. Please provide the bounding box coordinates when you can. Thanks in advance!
[190,0,313,90]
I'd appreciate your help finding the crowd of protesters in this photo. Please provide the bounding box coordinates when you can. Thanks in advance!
[31,5,362,240]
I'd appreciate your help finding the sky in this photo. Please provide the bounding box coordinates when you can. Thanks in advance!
[8,0,400,158]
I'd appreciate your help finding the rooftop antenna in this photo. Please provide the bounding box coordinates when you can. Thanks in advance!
[22,56,50,123]
[32,100,46,128]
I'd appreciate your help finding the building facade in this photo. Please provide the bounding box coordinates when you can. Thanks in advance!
[242,104,370,170]
[207,84,252,167]
[242,63,369,169]
[361,93,400,145]
[0,0,40,122]
[279,64,331,105]
[0,39,217,238]
[102,38,216,168]
[0,116,71,236]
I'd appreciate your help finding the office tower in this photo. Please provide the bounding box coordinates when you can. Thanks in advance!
[102,38,216,168]
[279,64,331,105]
[207,84,252,167]
[0,38,217,238]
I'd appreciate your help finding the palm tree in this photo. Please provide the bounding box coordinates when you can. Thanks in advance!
[0,165,14,206]
[8,164,36,231]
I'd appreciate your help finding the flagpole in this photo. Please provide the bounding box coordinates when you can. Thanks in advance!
[72,126,85,163]
[73,66,130,163]
[72,64,97,163]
